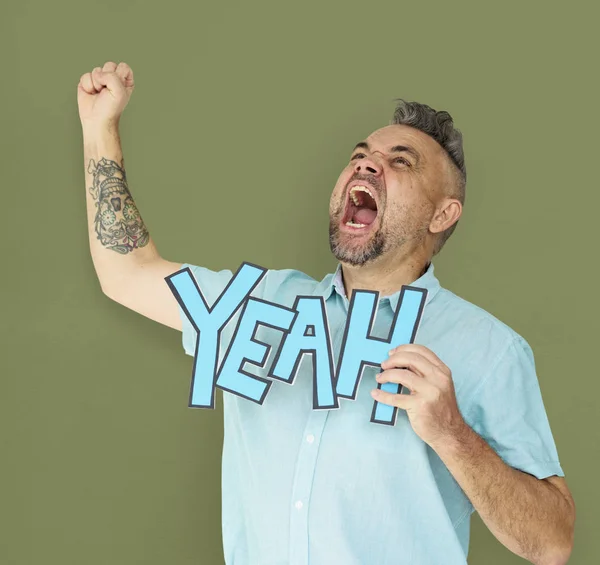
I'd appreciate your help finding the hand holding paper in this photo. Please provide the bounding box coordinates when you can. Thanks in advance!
[373,344,466,448]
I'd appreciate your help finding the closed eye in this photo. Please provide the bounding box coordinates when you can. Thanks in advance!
[350,153,411,166]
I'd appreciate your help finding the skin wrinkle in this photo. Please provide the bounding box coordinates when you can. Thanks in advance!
[328,124,461,299]
[327,122,575,564]
[78,68,572,562]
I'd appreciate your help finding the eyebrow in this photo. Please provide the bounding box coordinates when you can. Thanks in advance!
[352,141,421,164]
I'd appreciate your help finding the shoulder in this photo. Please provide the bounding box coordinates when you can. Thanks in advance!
[426,287,541,411]
[435,286,525,340]
[430,286,531,363]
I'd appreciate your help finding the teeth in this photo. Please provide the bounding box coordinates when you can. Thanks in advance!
[346,185,375,228]
[349,185,375,203]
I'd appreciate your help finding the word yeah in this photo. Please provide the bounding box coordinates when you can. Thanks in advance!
[165,262,427,426]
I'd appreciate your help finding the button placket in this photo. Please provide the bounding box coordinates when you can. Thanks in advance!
[288,322,346,565]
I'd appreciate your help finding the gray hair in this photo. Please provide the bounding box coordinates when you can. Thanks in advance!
[390,99,466,256]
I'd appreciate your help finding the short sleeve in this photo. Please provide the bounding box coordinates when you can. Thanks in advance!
[462,335,564,479]
[177,263,234,357]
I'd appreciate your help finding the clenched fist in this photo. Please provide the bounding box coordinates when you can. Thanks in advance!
[77,61,135,129]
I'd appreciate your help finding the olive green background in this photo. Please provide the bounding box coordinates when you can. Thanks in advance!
[1,0,597,563]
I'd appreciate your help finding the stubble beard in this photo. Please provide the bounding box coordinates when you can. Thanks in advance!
[328,213,387,266]
[329,199,431,266]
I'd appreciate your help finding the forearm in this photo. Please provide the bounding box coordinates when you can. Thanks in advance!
[82,122,160,292]
[432,424,573,565]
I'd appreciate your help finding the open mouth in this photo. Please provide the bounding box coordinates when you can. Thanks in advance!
[342,185,379,229]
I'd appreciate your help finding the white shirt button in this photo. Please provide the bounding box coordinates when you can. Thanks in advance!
[306,434,315,444]
[295,500,303,510]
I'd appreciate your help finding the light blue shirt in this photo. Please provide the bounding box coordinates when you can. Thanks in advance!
[177,261,564,565]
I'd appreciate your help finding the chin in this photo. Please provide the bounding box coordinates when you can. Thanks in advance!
[329,223,385,267]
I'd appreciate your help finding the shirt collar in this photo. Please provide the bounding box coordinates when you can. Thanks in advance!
[316,261,441,310]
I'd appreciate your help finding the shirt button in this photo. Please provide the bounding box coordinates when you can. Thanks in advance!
[306,434,315,444]
[295,500,303,510]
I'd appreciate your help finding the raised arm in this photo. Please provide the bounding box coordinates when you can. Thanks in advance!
[78,61,183,330]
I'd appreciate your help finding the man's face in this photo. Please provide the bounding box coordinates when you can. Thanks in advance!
[329,124,451,266]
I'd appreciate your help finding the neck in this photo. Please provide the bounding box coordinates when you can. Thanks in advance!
[340,253,431,299]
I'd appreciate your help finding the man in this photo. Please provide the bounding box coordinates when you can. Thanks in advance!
[78,61,575,565]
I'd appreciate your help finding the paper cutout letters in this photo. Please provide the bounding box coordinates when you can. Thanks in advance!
[165,262,427,426]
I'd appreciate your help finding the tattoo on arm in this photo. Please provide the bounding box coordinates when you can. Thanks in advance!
[87,157,150,254]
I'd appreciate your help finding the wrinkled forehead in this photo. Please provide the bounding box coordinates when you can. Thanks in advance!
[364,124,445,163]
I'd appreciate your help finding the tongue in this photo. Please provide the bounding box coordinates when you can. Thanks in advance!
[354,207,377,225]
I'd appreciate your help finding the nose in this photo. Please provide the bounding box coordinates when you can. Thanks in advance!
[353,154,382,176]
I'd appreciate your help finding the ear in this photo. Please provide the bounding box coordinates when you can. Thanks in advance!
[429,198,462,235]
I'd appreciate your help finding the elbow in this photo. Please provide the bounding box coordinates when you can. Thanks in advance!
[543,485,576,565]
[100,282,115,300]
[98,274,123,302]
[556,494,576,565]
[537,548,572,565]
[100,281,122,304]
[537,517,575,565]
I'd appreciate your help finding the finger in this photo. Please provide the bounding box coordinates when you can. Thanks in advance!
[92,68,124,93]
[116,62,135,89]
[389,343,447,371]
[371,387,413,409]
[376,368,428,393]
[381,351,435,376]
[79,73,95,94]
[102,61,119,72]
[383,351,450,389]
[90,67,103,91]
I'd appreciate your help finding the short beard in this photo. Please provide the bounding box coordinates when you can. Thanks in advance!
[328,218,386,266]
